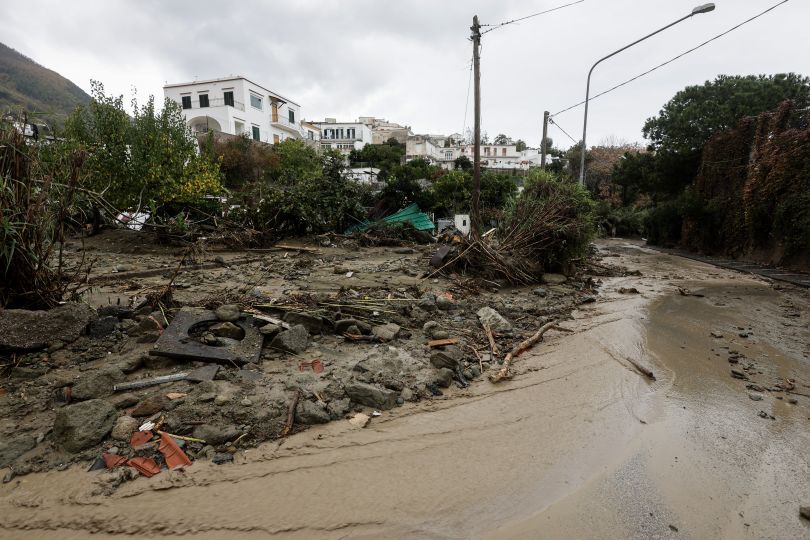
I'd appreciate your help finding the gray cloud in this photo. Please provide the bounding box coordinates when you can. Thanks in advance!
[2,0,805,148]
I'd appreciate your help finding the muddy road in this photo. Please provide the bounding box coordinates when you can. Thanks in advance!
[1,240,809,539]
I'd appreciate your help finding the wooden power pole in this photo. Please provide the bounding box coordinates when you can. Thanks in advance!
[470,15,482,240]
[541,110,549,169]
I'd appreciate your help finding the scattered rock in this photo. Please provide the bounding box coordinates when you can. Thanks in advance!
[52,399,117,452]
[711,331,724,339]
[296,400,331,424]
[800,506,810,521]
[348,412,371,428]
[393,248,415,254]
[543,273,567,285]
[335,319,361,334]
[327,398,351,419]
[430,350,460,370]
[436,295,455,311]
[746,383,765,392]
[89,316,119,338]
[0,436,36,468]
[210,322,245,340]
[372,323,401,342]
[757,410,774,420]
[130,394,169,417]
[476,307,512,333]
[110,393,139,409]
[111,415,139,441]
[240,398,253,407]
[434,368,454,388]
[71,367,125,401]
[345,381,398,410]
[731,369,748,380]
[214,304,240,322]
[0,303,96,350]
[269,325,310,354]
[283,312,324,334]
[787,397,798,405]
[532,287,547,297]
[418,294,438,312]
[192,424,241,446]
[212,453,234,465]
[618,287,639,294]
[748,393,763,401]
[259,323,281,337]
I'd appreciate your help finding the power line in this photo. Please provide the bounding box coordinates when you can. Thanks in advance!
[551,0,791,117]
[548,117,578,144]
[462,54,473,138]
[481,0,585,35]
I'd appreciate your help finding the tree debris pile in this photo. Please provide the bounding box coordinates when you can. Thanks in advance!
[441,172,595,285]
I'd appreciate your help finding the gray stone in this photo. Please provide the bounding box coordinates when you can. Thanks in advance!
[269,325,310,354]
[110,393,139,409]
[748,393,763,401]
[192,424,241,445]
[210,322,245,340]
[394,247,415,254]
[215,304,240,322]
[130,394,169,417]
[259,323,282,337]
[345,325,361,336]
[0,303,95,350]
[283,312,323,334]
[543,273,567,285]
[327,398,351,419]
[372,323,401,341]
[432,330,450,340]
[344,381,398,410]
[801,506,810,521]
[400,387,414,402]
[89,316,119,339]
[436,296,455,311]
[115,352,144,374]
[434,368,454,388]
[52,399,117,452]
[71,367,125,401]
[418,294,438,312]
[296,400,331,424]
[0,435,36,468]
[532,287,548,297]
[430,350,460,370]
[111,415,139,441]
[97,305,134,319]
[476,307,512,333]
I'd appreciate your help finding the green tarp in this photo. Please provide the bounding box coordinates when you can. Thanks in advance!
[345,203,435,234]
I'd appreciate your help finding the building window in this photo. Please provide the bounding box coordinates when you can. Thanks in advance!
[502,148,507,156]
[250,94,262,110]
[199,94,209,108]
[273,135,280,144]
[347,128,355,140]
[252,126,260,141]
[288,109,295,123]
[234,120,244,135]
[485,147,491,156]
[308,130,314,140]
[224,91,234,107]
[181,96,191,109]
[322,143,331,149]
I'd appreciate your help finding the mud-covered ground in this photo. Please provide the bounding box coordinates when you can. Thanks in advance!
[2,237,809,539]
[0,229,611,482]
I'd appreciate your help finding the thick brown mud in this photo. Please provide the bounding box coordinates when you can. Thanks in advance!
[1,240,808,539]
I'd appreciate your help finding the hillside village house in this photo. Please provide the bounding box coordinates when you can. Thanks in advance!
[312,119,372,154]
[163,76,308,144]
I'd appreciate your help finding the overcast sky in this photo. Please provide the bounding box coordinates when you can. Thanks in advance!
[3,0,805,149]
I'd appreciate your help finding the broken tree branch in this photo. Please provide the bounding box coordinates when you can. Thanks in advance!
[482,322,499,358]
[281,389,301,437]
[489,320,559,384]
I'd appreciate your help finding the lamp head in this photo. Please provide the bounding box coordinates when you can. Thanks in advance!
[692,3,716,15]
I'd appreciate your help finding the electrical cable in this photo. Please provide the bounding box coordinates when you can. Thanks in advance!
[548,117,578,144]
[550,0,791,117]
[481,0,585,35]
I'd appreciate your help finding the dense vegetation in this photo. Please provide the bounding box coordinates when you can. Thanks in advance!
[0,42,90,127]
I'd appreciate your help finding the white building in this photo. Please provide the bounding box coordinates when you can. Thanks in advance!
[163,76,307,144]
[313,119,372,154]
[358,117,413,144]
[406,135,459,170]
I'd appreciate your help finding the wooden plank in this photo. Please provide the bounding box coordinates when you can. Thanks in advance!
[428,338,459,348]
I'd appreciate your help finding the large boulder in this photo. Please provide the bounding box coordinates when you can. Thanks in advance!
[52,399,117,452]
[344,381,398,410]
[0,303,95,350]
[0,435,36,468]
[269,325,309,354]
[295,400,331,425]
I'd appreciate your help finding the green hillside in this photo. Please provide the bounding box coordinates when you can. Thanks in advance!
[0,42,90,127]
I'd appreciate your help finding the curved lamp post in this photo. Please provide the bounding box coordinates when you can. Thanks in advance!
[579,3,716,185]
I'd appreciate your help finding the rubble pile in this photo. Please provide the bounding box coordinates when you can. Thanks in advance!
[0,229,612,487]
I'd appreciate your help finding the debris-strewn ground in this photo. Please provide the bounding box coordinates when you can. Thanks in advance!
[0,229,628,484]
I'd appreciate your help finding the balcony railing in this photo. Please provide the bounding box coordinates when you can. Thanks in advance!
[179,97,245,112]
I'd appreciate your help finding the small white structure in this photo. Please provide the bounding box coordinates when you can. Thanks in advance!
[345,167,381,184]
[312,118,372,154]
[163,76,306,144]
[454,213,471,236]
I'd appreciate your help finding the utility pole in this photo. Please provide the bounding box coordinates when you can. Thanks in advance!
[540,110,549,169]
[470,15,482,240]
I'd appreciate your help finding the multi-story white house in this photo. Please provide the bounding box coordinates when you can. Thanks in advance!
[405,135,459,170]
[163,76,306,144]
[312,119,372,154]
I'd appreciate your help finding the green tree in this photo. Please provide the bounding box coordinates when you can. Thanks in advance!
[430,170,470,216]
[515,139,527,152]
[493,133,510,145]
[454,155,473,172]
[348,137,405,179]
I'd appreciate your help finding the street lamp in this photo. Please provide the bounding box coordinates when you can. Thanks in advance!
[579,3,716,185]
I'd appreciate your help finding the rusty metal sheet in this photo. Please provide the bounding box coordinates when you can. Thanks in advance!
[149,308,262,366]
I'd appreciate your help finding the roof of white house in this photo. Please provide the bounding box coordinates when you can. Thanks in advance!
[163,75,300,107]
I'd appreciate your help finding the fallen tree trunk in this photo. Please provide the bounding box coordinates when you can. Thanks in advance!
[489,320,560,383]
